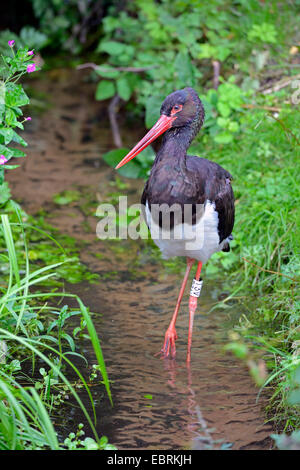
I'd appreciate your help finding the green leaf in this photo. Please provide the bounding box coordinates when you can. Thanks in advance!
[293,366,300,385]
[102,148,129,167]
[102,148,141,179]
[228,121,239,132]
[224,342,248,359]
[0,128,27,147]
[0,104,4,122]
[0,128,14,145]
[0,182,11,204]
[5,83,29,107]
[248,23,277,44]
[19,26,48,49]
[0,144,13,158]
[197,43,217,59]
[214,131,234,144]
[116,77,131,101]
[217,102,231,117]
[9,148,26,158]
[97,41,125,56]
[0,145,26,158]
[2,164,19,169]
[145,94,164,128]
[95,80,115,101]
[5,109,19,128]
[94,65,120,79]
[174,52,194,86]
[135,145,155,168]
[287,388,300,406]
[53,190,81,206]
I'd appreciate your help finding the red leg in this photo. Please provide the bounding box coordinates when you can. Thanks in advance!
[159,257,195,358]
[187,261,203,363]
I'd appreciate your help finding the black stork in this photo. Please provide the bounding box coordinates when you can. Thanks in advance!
[115,87,235,363]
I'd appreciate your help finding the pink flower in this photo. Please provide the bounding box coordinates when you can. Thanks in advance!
[8,40,15,47]
[27,63,36,73]
[0,155,8,165]
[27,50,34,56]
[21,116,32,124]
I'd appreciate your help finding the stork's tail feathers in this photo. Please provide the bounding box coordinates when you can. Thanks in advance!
[222,234,234,253]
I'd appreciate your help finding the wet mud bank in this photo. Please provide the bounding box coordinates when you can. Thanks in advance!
[7,69,273,450]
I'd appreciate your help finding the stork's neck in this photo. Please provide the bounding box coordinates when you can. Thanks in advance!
[156,125,194,165]
[147,124,199,204]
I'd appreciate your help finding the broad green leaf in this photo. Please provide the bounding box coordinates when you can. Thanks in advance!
[174,52,194,86]
[224,342,248,359]
[95,81,115,101]
[217,102,231,117]
[5,109,19,128]
[145,94,164,128]
[288,388,300,406]
[102,148,141,179]
[0,182,11,205]
[0,128,27,146]
[5,83,29,107]
[216,46,231,61]
[1,164,19,169]
[95,65,120,79]
[97,41,125,56]
[228,121,239,132]
[198,43,217,59]
[0,144,13,157]
[135,145,155,168]
[248,23,277,44]
[0,104,4,122]
[0,128,14,145]
[116,77,131,101]
[9,148,26,158]
[19,26,48,49]
[214,131,234,144]
[53,190,80,206]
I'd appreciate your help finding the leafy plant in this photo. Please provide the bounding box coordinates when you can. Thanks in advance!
[0,210,113,449]
[0,28,48,56]
[247,23,278,44]
[102,145,155,179]
[29,0,105,54]
[63,423,116,450]
[0,41,38,205]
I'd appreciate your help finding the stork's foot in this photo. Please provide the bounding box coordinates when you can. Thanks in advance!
[157,326,178,359]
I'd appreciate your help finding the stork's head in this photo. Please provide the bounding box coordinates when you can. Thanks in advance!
[115,87,205,169]
[160,87,205,130]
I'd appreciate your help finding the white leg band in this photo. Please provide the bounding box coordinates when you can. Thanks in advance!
[190,279,203,298]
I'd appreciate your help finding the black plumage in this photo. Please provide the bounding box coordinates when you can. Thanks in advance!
[141,88,235,248]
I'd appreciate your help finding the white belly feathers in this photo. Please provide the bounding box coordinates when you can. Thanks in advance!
[145,200,230,263]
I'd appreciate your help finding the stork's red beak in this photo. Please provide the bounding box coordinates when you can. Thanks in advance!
[115,114,176,169]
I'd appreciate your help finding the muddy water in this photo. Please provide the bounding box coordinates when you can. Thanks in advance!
[7,69,273,450]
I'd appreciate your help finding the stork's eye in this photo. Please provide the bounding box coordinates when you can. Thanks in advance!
[171,104,183,115]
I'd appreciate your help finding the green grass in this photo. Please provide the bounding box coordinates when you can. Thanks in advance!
[0,205,115,450]
[194,104,300,434]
